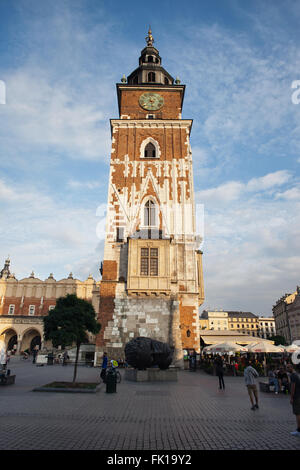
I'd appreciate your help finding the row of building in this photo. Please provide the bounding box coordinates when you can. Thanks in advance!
[199,285,300,345]
[1,254,299,358]
[199,310,276,339]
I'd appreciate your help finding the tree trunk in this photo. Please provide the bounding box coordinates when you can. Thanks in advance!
[72,342,80,383]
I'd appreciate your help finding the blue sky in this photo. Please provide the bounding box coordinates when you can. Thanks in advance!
[0,0,300,315]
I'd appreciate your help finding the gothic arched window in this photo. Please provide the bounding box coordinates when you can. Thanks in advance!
[148,72,155,82]
[144,200,156,226]
[144,142,156,158]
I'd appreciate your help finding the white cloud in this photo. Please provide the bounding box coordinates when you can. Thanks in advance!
[275,187,300,200]
[196,170,293,206]
[198,171,300,314]
[0,179,105,280]
[247,171,292,192]
[1,68,111,161]
[67,180,102,190]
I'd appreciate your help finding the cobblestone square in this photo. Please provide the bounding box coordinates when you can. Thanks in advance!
[1,357,300,451]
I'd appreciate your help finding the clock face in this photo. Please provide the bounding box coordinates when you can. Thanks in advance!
[139,92,164,111]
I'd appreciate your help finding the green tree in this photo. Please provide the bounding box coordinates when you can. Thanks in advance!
[269,335,286,346]
[43,294,101,383]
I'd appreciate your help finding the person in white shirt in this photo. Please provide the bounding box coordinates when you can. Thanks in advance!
[244,359,259,410]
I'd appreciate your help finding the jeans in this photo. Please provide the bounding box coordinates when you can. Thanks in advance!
[269,378,279,393]
[218,373,225,389]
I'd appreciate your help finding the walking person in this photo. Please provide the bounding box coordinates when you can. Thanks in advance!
[32,344,39,364]
[100,352,108,383]
[244,359,259,410]
[62,350,69,366]
[286,363,300,437]
[214,355,225,390]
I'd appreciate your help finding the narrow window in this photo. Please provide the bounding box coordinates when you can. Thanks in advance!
[148,72,155,82]
[144,200,156,226]
[187,330,191,338]
[141,248,149,275]
[8,304,15,315]
[144,142,156,158]
[140,247,158,276]
[116,227,124,242]
[148,55,153,63]
[164,77,169,85]
[150,248,158,276]
[29,305,35,316]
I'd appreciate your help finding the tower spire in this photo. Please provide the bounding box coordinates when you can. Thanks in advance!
[0,256,11,278]
[145,26,154,47]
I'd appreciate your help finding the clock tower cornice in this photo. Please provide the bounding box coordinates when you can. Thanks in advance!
[116,83,186,117]
[110,118,193,136]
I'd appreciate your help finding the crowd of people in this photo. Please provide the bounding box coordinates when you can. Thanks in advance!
[210,354,300,437]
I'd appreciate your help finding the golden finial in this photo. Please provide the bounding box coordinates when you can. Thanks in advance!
[145,26,154,46]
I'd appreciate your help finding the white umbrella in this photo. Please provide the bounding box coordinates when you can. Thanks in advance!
[284,344,300,353]
[247,342,285,353]
[207,341,248,353]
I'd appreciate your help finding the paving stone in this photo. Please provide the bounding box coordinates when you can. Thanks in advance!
[0,357,300,450]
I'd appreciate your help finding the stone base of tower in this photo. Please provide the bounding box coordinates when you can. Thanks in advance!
[95,293,186,368]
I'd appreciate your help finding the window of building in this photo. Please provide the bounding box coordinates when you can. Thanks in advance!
[133,75,138,84]
[147,114,155,119]
[140,138,160,160]
[144,200,156,226]
[148,72,155,82]
[237,324,240,328]
[8,304,15,315]
[116,227,124,242]
[28,305,35,316]
[148,55,153,63]
[140,247,158,276]
[164,77,169,85]
[186,330,191,338]
[144,142,156,158]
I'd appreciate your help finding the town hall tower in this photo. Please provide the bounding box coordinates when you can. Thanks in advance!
[95,29,204,366]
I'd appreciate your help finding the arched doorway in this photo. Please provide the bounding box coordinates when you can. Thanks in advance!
[8,334,17,351]
[21,329,41,353]
[30,335,41,352]
[0,328,18,352]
